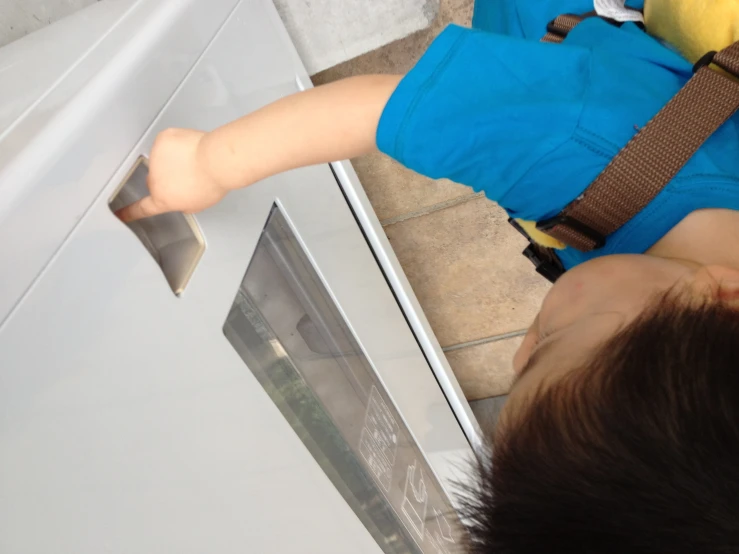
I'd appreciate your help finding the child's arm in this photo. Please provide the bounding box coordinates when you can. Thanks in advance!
[117,74,402,222]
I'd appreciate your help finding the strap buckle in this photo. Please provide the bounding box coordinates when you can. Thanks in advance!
[522,245,566,283]
[693,51,717,73]
[536,215,607,250]
[693,50,739,78]
[508,219,566,283]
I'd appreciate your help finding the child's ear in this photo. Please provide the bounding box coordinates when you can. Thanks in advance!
[691,265,739,305]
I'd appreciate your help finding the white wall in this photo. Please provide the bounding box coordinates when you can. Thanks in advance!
[0,0,437,73]
[0,0,98,47]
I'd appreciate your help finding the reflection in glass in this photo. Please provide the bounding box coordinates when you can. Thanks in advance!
[223,207,462,554]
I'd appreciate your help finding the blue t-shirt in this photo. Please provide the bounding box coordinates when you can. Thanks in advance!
[376,0,739,269]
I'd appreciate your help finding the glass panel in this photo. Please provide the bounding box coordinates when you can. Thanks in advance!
[223,206,463,554]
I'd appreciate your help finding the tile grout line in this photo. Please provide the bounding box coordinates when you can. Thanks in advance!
[442,329,528,353]
[380,191,486,227]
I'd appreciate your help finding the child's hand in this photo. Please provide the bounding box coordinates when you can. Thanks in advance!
[116,128,229,222]
[116,75,399,222]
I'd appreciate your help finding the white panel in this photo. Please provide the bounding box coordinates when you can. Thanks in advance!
[0,0,132,130]
[0,1,474,551]
[0,0,241,324]
[0,0,98,48]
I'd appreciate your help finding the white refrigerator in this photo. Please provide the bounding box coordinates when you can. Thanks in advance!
[0,1,479,552]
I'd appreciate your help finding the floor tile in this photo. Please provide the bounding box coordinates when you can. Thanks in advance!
[384,197,550,347]
[445,337,523,400]
[351,154,473,222]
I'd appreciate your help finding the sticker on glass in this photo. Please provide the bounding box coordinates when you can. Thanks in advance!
[359,386,399,491]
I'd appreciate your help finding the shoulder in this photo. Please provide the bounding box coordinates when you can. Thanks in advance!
[377,25,594,201]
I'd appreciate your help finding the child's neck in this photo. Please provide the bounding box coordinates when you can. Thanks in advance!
[647,209,739,270]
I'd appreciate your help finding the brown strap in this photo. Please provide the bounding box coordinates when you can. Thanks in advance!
[541,14,584,43]
[517,13,588,283]
[537,17,739,251]
[542,46,739,251]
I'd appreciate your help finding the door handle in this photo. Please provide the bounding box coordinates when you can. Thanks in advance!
[109,156,205,295]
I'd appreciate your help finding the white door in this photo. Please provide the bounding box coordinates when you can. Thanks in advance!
[0,0,473,552]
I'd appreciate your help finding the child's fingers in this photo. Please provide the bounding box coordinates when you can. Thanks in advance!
[115,196,164,223]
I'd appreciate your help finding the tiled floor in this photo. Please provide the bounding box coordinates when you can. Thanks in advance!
[313,0,551,404]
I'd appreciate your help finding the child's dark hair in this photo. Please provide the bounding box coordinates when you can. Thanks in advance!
[460,294,739,553]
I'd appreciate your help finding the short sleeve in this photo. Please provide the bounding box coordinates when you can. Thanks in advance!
[376,25,592,204]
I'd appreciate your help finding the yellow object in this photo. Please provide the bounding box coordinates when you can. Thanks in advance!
[515,219,566,249]
[644,0,739,64]
[522,0,739,250]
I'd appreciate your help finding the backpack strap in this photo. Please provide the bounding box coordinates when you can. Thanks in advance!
[515,15,739,283]
[511,13,597,282]
[542,14,586,43]
[537,21,739,251]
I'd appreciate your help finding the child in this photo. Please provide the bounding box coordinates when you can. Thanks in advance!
[119,0,739,551]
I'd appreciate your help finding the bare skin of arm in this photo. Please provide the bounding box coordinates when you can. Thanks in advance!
[117,74,402,222]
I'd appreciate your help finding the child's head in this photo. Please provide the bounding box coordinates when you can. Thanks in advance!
[460,256,739,552]
[645,0,739,63]
[514,253,739,378]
